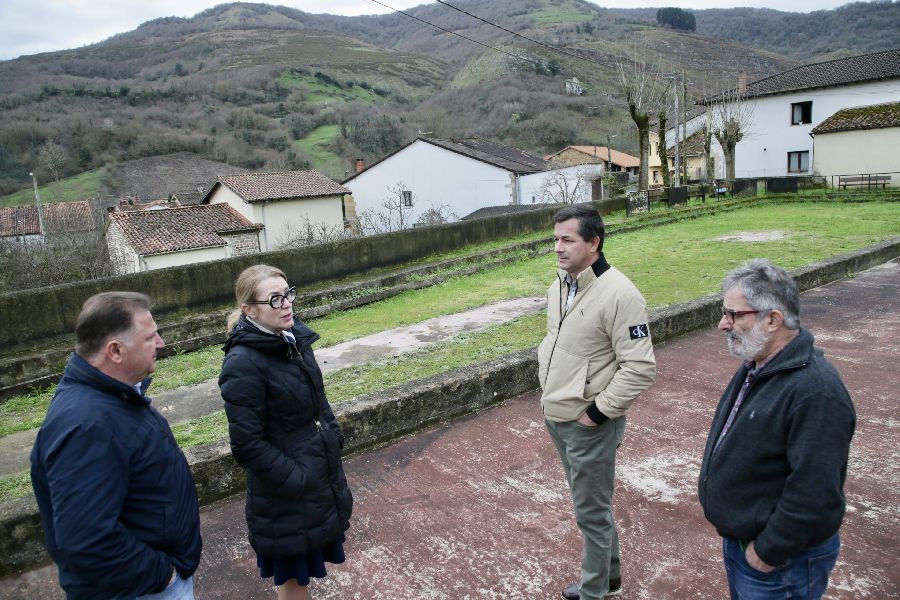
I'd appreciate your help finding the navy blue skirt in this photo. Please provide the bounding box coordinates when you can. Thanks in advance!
[257,535,346,586]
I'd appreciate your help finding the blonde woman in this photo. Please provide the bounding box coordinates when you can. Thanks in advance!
[219,264,352,600]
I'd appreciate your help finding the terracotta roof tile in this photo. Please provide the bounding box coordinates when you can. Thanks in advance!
[545,146,641,169]
[667,131,707,157]
[0,206,40,237]
[108,204,262,255]
[811,101,900,134]
[0,201,94,237]
[214,171,350,203]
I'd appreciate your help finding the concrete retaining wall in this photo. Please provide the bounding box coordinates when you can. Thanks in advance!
[1,237,896,577]
[1,201,625,353]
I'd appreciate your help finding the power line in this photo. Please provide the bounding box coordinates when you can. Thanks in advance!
[364,0,539,66]
[433,0,617,69]
[367,0,618,72]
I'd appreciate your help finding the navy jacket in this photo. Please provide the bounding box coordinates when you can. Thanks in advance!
[30,354,202,599]
[219,316,352,557]
[698,328,855,566]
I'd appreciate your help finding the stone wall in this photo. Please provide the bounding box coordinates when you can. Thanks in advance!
[105,221,140,275]
[223,230,260,257]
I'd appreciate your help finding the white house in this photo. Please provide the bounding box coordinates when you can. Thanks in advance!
[701,49,900,178]
[342,138,547,227]
[811,101,900,186]
[106,204,263,274]
[202,171,350,251]
[519,163,604,205]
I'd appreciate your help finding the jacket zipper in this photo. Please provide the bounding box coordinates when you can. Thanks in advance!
[701,360,809,494]
[543,273,572,393]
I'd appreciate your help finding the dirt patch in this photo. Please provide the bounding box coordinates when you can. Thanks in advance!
[714,230,788,242]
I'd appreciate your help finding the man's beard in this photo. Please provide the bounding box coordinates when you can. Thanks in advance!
[726,320,769,362]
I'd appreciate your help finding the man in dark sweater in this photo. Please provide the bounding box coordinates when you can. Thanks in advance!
[698,259,855,600]
[31,292,202,599]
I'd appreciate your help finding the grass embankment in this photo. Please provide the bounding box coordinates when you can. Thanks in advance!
[0,169,103,208]
[1,200,897,499]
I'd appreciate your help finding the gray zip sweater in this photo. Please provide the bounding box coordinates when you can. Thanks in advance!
[698,328,856,566]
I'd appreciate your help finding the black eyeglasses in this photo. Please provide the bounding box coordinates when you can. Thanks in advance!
[721,306,759,324]
[248,287,296,309]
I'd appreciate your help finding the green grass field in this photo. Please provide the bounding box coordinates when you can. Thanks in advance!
[0,169,103,208]
[0,199,897,499]
[277,71,378,105]
[294,125,343,175]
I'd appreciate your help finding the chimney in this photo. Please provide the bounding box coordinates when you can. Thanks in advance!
[738,71,748,95]
[355,158,364,173]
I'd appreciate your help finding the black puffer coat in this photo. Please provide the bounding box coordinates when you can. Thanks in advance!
[219,316,352,557]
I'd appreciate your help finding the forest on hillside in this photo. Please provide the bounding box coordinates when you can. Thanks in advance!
[0,0,896,198]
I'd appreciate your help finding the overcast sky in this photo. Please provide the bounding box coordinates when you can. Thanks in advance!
[0,0,863,61]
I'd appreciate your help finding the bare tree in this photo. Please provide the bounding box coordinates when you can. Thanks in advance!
[618,47,668,190]
[538,162,596,204]
[0,211,114,293]
[358,181,414,235]
[416,202,457,226]
[702,121,715,182]
[657,111,672,188]
[275,215,350,249]
[38,143,69,185]
[708,84,754,180]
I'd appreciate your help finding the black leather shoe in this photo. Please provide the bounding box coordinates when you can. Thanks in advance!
[561,578,623,599]
[607,577,623,597]
[561,582,580,600]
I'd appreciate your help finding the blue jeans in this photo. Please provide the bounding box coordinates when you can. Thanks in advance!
[135,574,195,599]
[723,533,840,600]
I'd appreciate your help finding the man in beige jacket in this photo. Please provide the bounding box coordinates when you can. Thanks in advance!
[539,204,657,600]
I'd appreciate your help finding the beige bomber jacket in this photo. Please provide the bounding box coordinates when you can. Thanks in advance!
[538,255,657,422]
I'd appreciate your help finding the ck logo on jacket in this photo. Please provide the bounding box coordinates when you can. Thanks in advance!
[629,324,649,339]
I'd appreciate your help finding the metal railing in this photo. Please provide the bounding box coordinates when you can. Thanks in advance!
[827,172,897,192]
[625,175,838,216]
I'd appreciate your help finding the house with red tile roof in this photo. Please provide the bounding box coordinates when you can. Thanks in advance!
[544,145,641,175]
[106,203,263,274]
[810,101,900,185]
[0,201,95,244]
[202,170,350,251]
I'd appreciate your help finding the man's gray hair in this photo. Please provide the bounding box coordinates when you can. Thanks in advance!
[722,259,800,330]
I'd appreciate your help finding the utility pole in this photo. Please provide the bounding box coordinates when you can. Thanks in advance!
[682,68,688,184]
[29,171,46,237]
[673,77,680,187]
[606,133,616,199]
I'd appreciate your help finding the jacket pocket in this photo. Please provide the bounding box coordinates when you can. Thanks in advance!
[543,347,590,402]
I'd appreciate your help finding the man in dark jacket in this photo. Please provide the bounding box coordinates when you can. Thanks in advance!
[31,292,202,599]
[698,259,855,600]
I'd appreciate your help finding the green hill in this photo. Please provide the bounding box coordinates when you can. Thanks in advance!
[0,0,895,197]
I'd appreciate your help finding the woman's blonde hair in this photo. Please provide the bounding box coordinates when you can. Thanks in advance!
[226,264,287,332]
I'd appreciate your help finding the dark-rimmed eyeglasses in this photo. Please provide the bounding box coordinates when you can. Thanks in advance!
[248,287,296,309]
[721,306,759,324]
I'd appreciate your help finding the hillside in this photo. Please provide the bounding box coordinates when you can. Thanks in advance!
[0,3,449,195]
[0,0,896,199]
